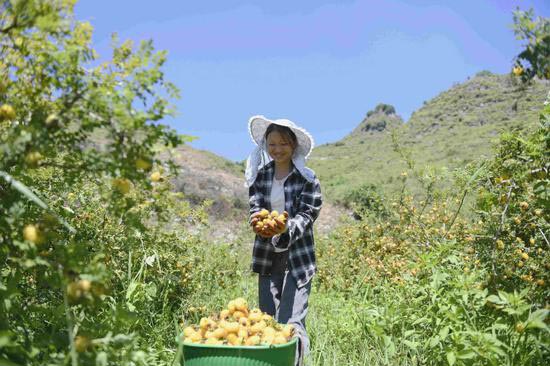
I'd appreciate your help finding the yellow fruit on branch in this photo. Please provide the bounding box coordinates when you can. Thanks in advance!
[512,65,524,76]
[150,171,162,182]
[74,335,92,353]
[0,104,15,121]
[23,224,45,244]
[112,178,132,194]
[45,113,59,128]
[24,151,43,167]
[135,158,152,171]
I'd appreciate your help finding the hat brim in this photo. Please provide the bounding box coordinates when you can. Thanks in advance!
[248,115,314,158]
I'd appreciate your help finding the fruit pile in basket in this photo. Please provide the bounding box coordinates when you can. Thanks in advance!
[182,298,294,346]
[253,209,288,237]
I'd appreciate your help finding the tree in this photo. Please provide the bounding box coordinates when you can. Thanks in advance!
[512,8,550,81]
[0,1,192,364]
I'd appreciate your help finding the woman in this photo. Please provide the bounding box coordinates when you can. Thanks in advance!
[245,115,322,366]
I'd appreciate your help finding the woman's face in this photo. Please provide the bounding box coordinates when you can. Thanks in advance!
[266,130,295,165]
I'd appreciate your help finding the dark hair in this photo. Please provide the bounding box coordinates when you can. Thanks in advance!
[264,124,298,147]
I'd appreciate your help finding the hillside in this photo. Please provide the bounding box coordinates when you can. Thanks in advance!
[166,144,347,237]
[308,72,550,204]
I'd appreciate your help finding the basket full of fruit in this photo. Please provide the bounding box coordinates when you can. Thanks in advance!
[178,298,297,366]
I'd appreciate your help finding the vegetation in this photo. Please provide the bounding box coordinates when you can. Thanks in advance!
[0,2,548,366]
[310,73,548,206]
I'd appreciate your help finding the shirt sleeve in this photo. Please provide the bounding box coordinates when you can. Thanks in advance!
[248,177,264,224]
[273,176,322,250]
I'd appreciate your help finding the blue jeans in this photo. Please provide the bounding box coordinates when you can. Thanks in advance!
[258,271,312,366]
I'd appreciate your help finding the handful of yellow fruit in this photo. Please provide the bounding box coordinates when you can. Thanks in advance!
[181,298,294,346]
[253,209,288,237]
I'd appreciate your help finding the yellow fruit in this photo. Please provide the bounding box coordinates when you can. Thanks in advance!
[270,210,279,218]
[245,335,260,346]
[261,314,272,322]
[529,238,535,245]
[513,65,523,76]
[0,104,15,121]
[212,327,227,339]
[282,324,294,338]
[112,178,132,194]
[220,309,230,320]
[259,209,269,218]
[534,209,543,216]
[205,337,221,345]
[249,312,262,323]
[517,261,524,268]
[496,240,504,250]
[150,171,162,182]
[519,201,529,211]
[234,297,248,312]
[226,333,238,345]
[233,311,246,320]
[135,158,152,171]
[183,326,195,338]
[238,317,250,327]
[199,317,210,330]
[273,335,288,344]
[228,300,237,313]
[77,279,92,292]
[189,332,202,342]
[536,279,545,286]
[74,335,92,353]
[24,151,43,167]
[250,320,266,334]
[515,322,525,333]
[237,327,248,338]
[224,322,239,334]
[262,334,274,345]
[45,113,59,127]
[263,326,276,337]
[229,335,244,345]
[23,224,45,244]
[521,252,529,260]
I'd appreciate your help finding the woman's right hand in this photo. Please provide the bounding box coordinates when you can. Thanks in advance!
[250,210,288,238]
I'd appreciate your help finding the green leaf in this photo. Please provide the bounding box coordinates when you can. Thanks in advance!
[439,326,450,340]
[429,335,440,348]
[446,351,456,366]
[403,340,419,351]
[526,309,549,330]
[0,171,76,233]
[456,350,476,359]
[0,358,22,366]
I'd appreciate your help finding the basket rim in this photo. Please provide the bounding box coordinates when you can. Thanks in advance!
[176,335,298,350]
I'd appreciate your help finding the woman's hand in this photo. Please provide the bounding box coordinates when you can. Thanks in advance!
[250,210,288,238]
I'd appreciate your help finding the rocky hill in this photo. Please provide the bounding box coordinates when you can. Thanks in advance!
[308,72,549,204]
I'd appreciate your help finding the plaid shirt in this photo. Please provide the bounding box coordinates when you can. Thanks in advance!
[248,161,322,288]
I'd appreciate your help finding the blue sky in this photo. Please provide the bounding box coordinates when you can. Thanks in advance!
[75,0,550,161]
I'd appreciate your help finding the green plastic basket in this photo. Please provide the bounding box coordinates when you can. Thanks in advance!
[178,337,297,366]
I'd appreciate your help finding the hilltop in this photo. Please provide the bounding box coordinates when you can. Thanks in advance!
[308,72,549,204]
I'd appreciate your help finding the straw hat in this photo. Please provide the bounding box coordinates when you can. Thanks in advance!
[248,115,314,159]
